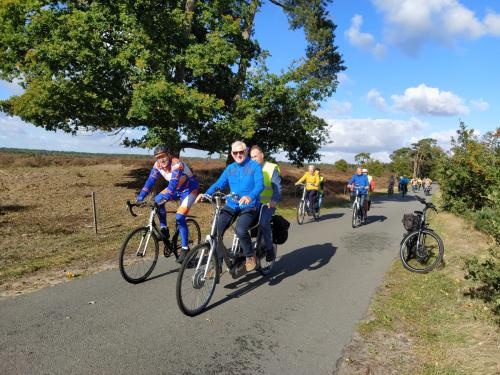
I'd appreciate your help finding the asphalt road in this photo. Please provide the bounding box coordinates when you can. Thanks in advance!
[1,191,421,375]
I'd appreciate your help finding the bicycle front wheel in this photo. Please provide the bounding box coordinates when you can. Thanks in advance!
[119,227,159,283]
[351,205,360,228]
[297,200,305,225]
[400,229,444,273]
[172,218,202,259]
[176,242,218,316]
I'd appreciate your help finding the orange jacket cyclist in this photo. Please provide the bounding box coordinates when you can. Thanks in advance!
[295,165,319,214]
[136,145,199,263]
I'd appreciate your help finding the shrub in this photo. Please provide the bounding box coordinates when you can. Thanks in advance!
[464,247,500,318]
[334,159,348,172]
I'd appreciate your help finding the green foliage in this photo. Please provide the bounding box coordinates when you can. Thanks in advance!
[0,0,345,165]
[439,122,500,219]
[334,158,348,172]
[464,247,500,317]
[412,138,445,179]
[366,159,385,177]
[389,147,413,176]
[354,152,370,163]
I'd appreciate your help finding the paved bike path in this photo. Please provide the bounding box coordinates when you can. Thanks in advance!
[0,193,421,375]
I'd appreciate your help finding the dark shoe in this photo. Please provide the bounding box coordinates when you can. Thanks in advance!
[265,248,276,262]
[160,227,170,241]
[176,248,189,264]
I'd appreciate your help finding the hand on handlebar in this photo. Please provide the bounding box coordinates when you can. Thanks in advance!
[195,194,211,204]
[239,196,251,205]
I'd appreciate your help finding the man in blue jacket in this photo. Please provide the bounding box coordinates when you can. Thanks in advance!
[348,167,370,222]
[196,141,264,272]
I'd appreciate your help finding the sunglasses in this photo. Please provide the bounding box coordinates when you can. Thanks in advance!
[231,150,245,155]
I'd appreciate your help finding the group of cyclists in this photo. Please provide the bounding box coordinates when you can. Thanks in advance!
[135,141,281,273]
[387,175,432,196]
[135,142,428,273]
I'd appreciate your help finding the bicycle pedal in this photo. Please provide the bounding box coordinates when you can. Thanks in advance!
[163,247,172,257]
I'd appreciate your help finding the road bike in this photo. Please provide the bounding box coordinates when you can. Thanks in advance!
[176,191,276,316]
[296,183,320,225]
[351,187,365,228]
[119,200,201,284]
[400,196,444,273]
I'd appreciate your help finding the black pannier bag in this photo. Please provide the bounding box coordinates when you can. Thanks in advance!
[272,215,290,245]
[402,213,419,232]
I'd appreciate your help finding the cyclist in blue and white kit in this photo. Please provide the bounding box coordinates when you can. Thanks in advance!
[136,145,199,263]
[348,167,370,222]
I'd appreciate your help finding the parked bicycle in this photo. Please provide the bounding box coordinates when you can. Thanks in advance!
[119,200,201,284]
[296,183,320,224]
[400,196,444,273]
[176,191,276,316]
[351,187,365,228]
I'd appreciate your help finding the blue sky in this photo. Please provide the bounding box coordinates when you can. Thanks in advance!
[1,0,499,162]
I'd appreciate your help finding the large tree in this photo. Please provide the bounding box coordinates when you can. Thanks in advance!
[0,0,345,164]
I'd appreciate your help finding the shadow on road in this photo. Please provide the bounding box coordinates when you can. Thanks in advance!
[364,215,387,224]
[143,267,180,283]
[204,243,337,313]
[318,212,344,221]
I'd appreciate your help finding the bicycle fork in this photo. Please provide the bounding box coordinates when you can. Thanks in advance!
[136,209,156,257]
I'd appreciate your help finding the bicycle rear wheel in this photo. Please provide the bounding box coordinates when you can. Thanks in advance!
[172,218,202,259]
[176,242,218,316]
[119,227,159,283]
[258,241,277,276]
[297,200,305,225]
[400,229,444,273]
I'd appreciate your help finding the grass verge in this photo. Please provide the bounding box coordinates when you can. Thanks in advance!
[336,193,500,375]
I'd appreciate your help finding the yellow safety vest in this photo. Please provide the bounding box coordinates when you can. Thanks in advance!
[260,161,280,204]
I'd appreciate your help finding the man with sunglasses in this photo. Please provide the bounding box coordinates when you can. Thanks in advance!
[196,141,264,272]
[136,145,199,263]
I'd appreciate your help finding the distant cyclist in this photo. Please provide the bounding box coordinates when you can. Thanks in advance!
[411,177,418,193]
[295,165,319,215]
[388,175,395,194]
[348,167,369,222]
[400,176,409,196]
[136,145,199,263]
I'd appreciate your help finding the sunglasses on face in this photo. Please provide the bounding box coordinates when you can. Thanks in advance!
[232,150,245,155]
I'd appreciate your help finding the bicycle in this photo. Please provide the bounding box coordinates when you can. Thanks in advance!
[387,183,394,196]
[400,196,444,273]
[176,192,276,316]
[296,183,320,225]
[424,185,432,196]
[119,200,201,284]
[351,187,365,228]
[401,183,408,197]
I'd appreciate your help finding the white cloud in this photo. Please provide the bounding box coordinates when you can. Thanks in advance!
[319,117,427,162]
[371,0,500,54]
[345,14,387,58]
[337,72,353,86]
[470,99,489,111]
[485,11,500,36]
[366,89,387,110]
[0,114,149,155]
[330,100,352,115]
[391,84,469,116]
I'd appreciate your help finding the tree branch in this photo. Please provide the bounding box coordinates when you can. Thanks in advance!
[269,0,287,9]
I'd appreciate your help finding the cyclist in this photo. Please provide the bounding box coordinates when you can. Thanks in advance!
[316,167,325,212]
[348,167,369,222]
[136,145,199,263]
[423,176,432,193]
[411,177,418,193]
[417,177,423,191]
[388,175,395,193]
[400,175,409,196]
[295,165,319,215]
[362,168,375,212]
[196,141,264,272]
[250,145,281,262]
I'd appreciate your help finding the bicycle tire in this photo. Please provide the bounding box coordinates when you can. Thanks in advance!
[400,229,444,273]
[297,200,305,225]
[351,204,361,228]
[119,226,159,284]
[258,240,276,276]
[172,218,202,259]
[176,242,218,316]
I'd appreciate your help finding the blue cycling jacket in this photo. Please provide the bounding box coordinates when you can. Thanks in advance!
[206,157,264,210]
[348,173,369,195]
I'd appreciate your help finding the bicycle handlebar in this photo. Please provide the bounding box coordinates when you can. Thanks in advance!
[126,200,157,217]
[415,196,438,212]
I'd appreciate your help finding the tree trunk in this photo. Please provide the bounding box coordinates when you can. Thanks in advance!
[233,0,260,101]
[174,0,196,83]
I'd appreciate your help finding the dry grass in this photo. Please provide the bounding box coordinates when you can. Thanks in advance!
[336,192,500,375]
[0,151,386,297]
